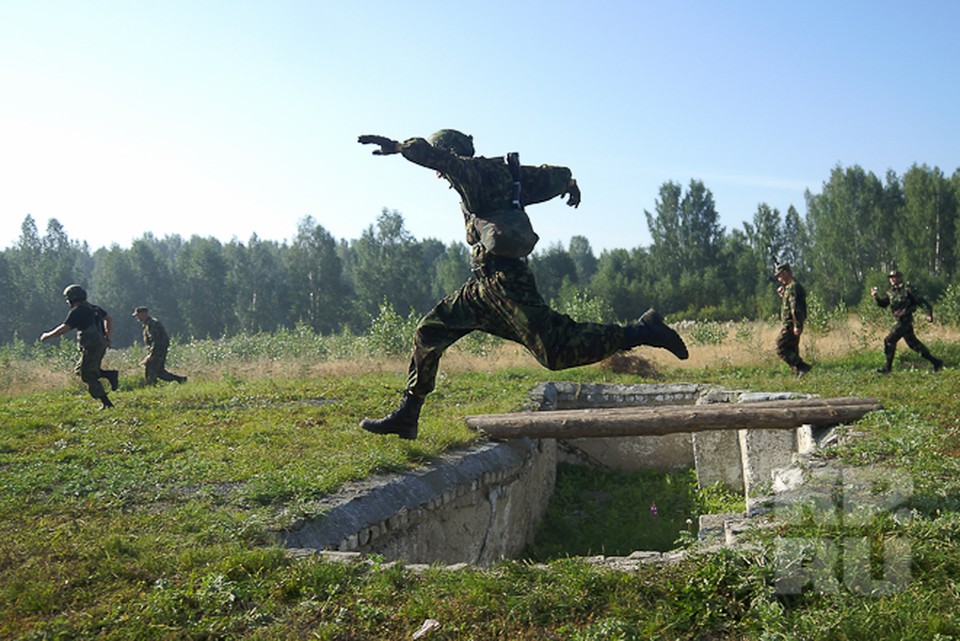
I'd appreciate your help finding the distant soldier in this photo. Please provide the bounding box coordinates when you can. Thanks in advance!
[132,307,187,385]
[774,263,812,377]
[39,284,119,408]
[871,270,944,373]
[356,129,688,440]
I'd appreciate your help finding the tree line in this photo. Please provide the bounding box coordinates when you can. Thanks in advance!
[2,162,959,350]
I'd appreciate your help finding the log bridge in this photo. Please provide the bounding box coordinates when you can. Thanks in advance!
[465,397,882,440]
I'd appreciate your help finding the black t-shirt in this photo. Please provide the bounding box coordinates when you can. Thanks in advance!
[64,305,99,332]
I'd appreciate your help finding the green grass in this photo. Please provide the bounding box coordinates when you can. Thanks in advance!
[2,339,960,639]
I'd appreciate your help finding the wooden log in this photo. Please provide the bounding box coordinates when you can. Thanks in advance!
[464,397,882,440]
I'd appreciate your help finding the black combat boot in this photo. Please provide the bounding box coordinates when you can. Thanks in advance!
[620,309,689,360]
[928,356,944,372]
[795,362,813,378]
[360,392,423,440]
[99,395,114,409]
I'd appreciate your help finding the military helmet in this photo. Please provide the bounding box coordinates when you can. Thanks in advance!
[428,129,475,157]
[63,284,87,303]
[888,269,902,278]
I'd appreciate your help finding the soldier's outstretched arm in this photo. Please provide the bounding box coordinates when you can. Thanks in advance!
[358,135,401,155]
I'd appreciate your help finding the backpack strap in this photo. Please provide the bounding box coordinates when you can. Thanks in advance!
[506,152,521,210]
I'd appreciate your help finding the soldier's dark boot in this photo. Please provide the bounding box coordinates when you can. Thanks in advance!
[177,375,188,384]
[360,392,423,440]
[99,395,114,409]
[878,346,895,373]
[103,369,119,391]
[927,355,944,372]
[621,309,689,360]
[795,362,813,378]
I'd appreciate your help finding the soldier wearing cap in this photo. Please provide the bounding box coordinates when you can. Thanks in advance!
[39,284,119,408]
[871,269,943,373]
[132,306,187,385]
[774,263,812,377]
[355,129,689,440]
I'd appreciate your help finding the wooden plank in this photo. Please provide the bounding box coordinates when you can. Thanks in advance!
[464,397,882,440]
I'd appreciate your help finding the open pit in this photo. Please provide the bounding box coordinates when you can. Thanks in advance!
[280,382,866,567]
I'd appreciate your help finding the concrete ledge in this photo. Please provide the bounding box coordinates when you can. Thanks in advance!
[280,437,557,566]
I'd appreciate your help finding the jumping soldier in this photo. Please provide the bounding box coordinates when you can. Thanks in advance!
[356,129,688,440]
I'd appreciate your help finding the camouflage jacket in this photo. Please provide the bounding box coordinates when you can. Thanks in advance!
[875,283,932,322]
[142,316,170,351]
[398,137,573,253]
[779,280,807,330]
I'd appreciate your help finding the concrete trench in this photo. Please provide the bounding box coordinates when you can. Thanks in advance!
[280,382,829,567]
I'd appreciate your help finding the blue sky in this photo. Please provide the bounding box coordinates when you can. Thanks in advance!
[2,1,958,254]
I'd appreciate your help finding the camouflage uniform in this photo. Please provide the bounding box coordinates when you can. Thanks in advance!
[397,137,625,397]
[874,276,942,372]
[357,131,687,439]
[775,274,810,374]
[138,313,185,385]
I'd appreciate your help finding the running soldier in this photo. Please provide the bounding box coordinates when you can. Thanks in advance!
[39,284,119,408]
[871,269,944,373]
[132,306,187,385]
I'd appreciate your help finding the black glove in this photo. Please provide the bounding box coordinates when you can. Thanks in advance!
[358,135,400,155]
[562,179,581,208]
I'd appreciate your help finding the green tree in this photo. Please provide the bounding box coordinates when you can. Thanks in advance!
[899,164,956,282]
[529,242,578,304]
[350,209,427,319]
[568,235,598,283]
[804,165,889,307]
[91,245,140,347]
[126,235,183,339]
[431,242,471,302]
[224,235,291,334]
[286,217,347,334]
[177,236,230,339]
[8,216,92,343]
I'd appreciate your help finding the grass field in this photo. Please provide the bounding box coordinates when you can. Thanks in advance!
[2,319,960,640]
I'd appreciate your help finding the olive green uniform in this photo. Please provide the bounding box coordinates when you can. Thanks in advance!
[76,324,109,399]
[398,137,625,397]
[141,316,184,384]
[875,280,941,371]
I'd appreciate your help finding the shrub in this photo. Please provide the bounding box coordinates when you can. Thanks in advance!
[688,321,729,346]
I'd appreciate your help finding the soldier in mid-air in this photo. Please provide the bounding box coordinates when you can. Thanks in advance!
[356,129,689,440]
[872,269,943,373]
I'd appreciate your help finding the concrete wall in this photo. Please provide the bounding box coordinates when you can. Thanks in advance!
[533,382,705,471]
[281,437,557,567]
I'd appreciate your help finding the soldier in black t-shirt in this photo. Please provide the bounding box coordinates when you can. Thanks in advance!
[39,284,118,408]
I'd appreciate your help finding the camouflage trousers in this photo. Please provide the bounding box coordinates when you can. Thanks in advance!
[74,332,108,399]
[405,263,625,397]
[775,323,807,370]
[144,347,181,385]
[883,320,934,365]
